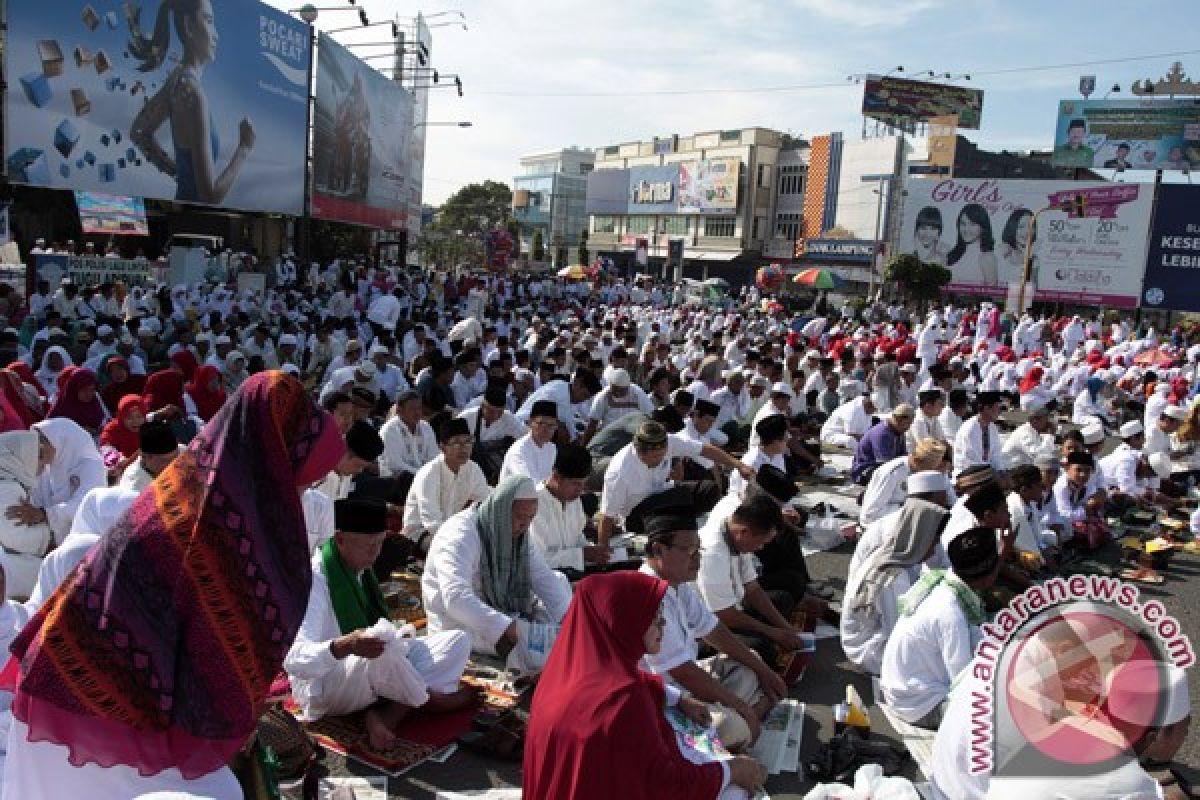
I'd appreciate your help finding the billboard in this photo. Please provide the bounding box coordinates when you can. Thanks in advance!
[75,191,148,235]
[1140,184,1200,311]
[5,0,311,214]
[627,164,680,214]
[897,179,1154,308]
[862,75,984,129]
[584,169,630,215]
[1051,98,1200,171]
[312,33,414,229]
[679,158,739,214]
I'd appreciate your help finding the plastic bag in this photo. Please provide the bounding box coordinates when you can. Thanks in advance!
[802,764,920,800]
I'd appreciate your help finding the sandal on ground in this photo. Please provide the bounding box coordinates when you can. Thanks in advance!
[457,714,525,762]
[1119,567,1165,585]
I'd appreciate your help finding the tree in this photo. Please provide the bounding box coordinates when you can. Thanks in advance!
[822,224,856,240]
[883,253,952,309]
[506,218,522,259]
[532,230,545,261]
[577,229,589,268]
[436,180,513,238]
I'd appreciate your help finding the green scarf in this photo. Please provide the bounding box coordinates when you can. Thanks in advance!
[320,538,390,634]
[477,475,534,616]
[898,568,986,626]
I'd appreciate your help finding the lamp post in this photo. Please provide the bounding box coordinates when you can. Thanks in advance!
[1016,200,1075,312]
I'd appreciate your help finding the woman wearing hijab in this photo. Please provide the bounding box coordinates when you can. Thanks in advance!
[100,396,146,458]
[97,354,146,412]
[5,418,107,548]
[869,361,900,414]
[524,571,766,799]
[1017,365,1044,395]
[841,498,949,675]
[47,368,107,436]
[34,346,73,403]
[169,349,199,382]
[0,431,55,599]
[142,368,185,414]
[0,372,33,433]
[8,362,46,403]
[225,350,250,393]
[1072,374,1112,428]
[3,372,345,798]
[184,364,227,422]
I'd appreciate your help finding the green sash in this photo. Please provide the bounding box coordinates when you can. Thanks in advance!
[320,539,390,634]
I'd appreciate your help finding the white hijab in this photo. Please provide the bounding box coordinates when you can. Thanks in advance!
[30,418,103,506]
[35,345,74,397]
[0,430,41,491]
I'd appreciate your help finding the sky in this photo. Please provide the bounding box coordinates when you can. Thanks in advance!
[270,0,1200,205]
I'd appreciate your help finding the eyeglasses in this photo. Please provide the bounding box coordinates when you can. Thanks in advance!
[445,438,473,448]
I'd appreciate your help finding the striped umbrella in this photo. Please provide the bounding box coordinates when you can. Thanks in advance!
[792,268,845,289]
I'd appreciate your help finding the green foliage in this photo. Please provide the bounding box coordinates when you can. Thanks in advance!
[505,218,522,259]
[309,219,372,265]
[532,230,546,261]
[884,253,952,304]
[435,180,513,237]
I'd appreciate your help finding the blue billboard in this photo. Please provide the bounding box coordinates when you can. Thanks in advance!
[5,0,312,214]
[584,164,680,215]
[1141,183,1200,312]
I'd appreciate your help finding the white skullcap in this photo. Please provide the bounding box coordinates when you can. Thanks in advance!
[513,368,534,383]
[513,478,540,502]
[1119,421,1144,438]
[770,381,795,398]
[907,470,950,495]
[806,349,821,359]
[278,333,299,346]
[1082,424,1105,445]
[609,368,631,388]
[899,363,917,374]
[1034,449,1061,470]
[1020,393,1048,414]
[281,363,301,377]
[750,375,770,388]
[96,324,114,337]
[215,334,232,345]
[1164,405,1187,422]
[369,343,389,357]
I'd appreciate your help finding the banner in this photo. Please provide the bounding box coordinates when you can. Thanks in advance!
[1051,98,1200,171]
[5,0,311,214]
[627,164,680,214]
[896,179,1154,308]
[35,253,152,286]
[312,33,414,229]
[1141,184,1200,311]
[862,75,984,129]
[75,191,148,235]
[679,158,739,214]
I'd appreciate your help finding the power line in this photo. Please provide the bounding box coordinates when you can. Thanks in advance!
[473,48,1200,98]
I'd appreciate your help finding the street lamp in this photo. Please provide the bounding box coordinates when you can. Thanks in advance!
[327,18,396,35]
[288,5,369,25]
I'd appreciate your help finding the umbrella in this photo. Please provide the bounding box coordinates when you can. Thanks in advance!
[557,265,587,279]
[702,277,730,288]
[792,268,845,289]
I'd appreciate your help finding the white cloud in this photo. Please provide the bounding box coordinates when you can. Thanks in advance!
[790,0,944,28]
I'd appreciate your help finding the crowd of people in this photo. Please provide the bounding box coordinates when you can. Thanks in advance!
[0,258,1192,798]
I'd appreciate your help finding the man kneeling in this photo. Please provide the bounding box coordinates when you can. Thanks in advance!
[285,498,475,749]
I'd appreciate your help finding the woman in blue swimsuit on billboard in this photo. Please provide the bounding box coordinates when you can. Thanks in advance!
[126,0,256,205]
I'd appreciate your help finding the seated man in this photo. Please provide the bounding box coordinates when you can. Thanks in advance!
[316,421,384,503]
[852,404,914,485]
[499,400,559,485]
[379,389,440,494]
[729,415,789,498]
[953,391,1005,477]
[584,368,654,441]
[879,526,999,729]
[528,445,612,576]
[1097,420,1146,504]
[1000,395,1055,468]
[1051,451,1107,533]
[907,389,945,452]
[118,419,181,492]
[422,476,571,670]
[820,393,877,449]
[597,420,753,547]
[285,499,475,750]
[640,508,787,753]
[458,383,528,485]
[696,490,810,663]
[401,418,490,559]
[859,438,948,526]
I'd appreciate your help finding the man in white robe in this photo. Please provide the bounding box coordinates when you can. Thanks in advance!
[285,499,474,750]
[953,390,1005,477]
[1144,404,1186,459]
[379,390,440,481]
[907,389,946,451]
[859,439,949,527]
[1000,395,1055,469]
[820,394,876,449]
[499,399,559,485]
[528,446,607,574]
[401,418,489,556]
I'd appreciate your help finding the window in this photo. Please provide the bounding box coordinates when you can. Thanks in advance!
[626,216,654,235]
[703,217,736,238]
[778,165,805,196]
[662,216,689,235]
[593,216,616,234]
[775,213,801,241]
[757,163,772,188]
[720,129,742,142]
[751,216,766,240]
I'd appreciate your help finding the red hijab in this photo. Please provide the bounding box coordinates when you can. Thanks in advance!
[170,349,199,381]
[9,361,46,399]
[98,356,146,412]
[0,370,39,427]
[55,365,78,398]
[47,368,105,431]
[523,571,723,800]
[1019,365,1044,395]
[100,395,145,457]
[143,369,185,413]
[185,364,227,421]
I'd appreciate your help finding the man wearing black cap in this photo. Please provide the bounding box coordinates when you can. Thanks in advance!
[457,384,528,485]
[379,390,440,495]
[677,398,730,483]
[880,526,999,729]
[528,445,612,577]
[640,507,787,752]
[285,498,475,750]
[316,420,385,503]
[500,399,559,485]
[940,475,1012,555]
[118,419,180,492]
[953,390,1004,477]
[401,418,489,558]
[515,368,602,445]
[1051,450,1107,531]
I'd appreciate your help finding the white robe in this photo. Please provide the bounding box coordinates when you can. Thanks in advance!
[498,434,556,486]
[527,484,589,572]
[401,456,489,541]
[821,397,873,448]
[858,456,910,527]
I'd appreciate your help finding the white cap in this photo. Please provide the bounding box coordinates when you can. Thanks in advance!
[907,470,951,495]
[227,349,246,363]
[355,361,377,378]
[513,368,534,383]
[47,327,66,337]
[1119,420,1144,439]
[805,349,821,360]
[1081,424,1105,445]
[278,333,298,347]
[1020,393,1048,414]
[770,381,795,399]
[369,343,389,357]
[749,375,770,388]
[215,334,232,346]
[1164,405,1188,422]
[899,363,917,374]
[281,363,301,376]
[96,324,114,337]
[1148,452,1173,481]
[609,368,631,388]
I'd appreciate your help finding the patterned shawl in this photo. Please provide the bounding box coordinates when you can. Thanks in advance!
[9,371,345,779]
[476,475,534,616]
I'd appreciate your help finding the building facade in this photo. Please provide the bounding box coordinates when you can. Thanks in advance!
[512,148,594,265]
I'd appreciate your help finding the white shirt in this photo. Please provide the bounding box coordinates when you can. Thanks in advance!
[379,417,439,477]
[696,504,759,613]
[820,397,873,444]
[1051,474,1094,524]
[1098,442,1140,495]
[588,385,654,428]
[841,557,918,676]
[930,679,991,800]
[527,483,589,571]
[401,456,489,541]
[879,580,979,723]
[953,416,1003,476]
[1007,491,1056,557]
[600,434,703,523]
[498,434,557,485]
[421,508,571,650]
[859,456,911,527]
[938,407,965,442]
[1001,421,1047,469]
[1143,422,1172,459]
[516,380,578,437]
[302,488,335,554]
[366,293,402,330]
[457,406,528,443]
[907,412,945,451]
[729,445,786,498]
[710,386,750,427]
[640,562,718,681]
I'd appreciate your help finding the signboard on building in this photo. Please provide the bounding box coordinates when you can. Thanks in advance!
[928,115,958,171]
[5,0,311,214]
[800,238,876,264]
[896,179,1154,308]
[627,164,680,214]
[1140,183,1200,311]
[312,33,414,228]
[585,169,631,215]
[678,158,739,214]
[1050,98,1200,171]
[35,253,153,287]
[74,191,148,235]
[861,75,984,129]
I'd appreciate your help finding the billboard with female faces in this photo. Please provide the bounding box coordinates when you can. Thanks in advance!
[897,179,1153,308]
[5,0,312,214]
